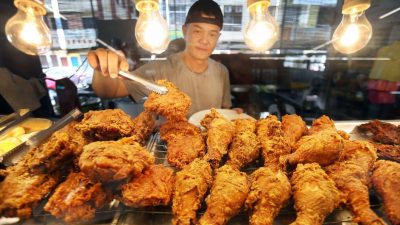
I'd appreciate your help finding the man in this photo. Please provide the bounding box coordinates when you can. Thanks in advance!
[88,0,241,116]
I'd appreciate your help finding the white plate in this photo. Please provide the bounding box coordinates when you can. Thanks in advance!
[189,109,255,127]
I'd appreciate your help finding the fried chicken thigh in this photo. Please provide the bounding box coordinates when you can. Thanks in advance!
[44,172,110,223]
[227,119,259,169]
[201,109,235,168]
[290,163,343,225]
[144,80,191,121]
[131,111,156,144]
[326,140,385,225]
[371,160,400,225]
[75,109,136,141]
[199,164,250,225]
[256,115,291,171]
[172,159,212,225]
[160,121,206,169]
[79,136,154,182]
[120,164,174,207]
[281,114,307,146]
[245,167,291,225]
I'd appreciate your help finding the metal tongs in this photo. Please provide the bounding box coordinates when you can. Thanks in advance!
[0,109,31,136]
[96,39,168,95]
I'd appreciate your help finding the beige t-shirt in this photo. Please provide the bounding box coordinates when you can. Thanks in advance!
[123,52,232,116]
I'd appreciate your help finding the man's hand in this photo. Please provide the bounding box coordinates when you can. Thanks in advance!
[232,108,244,114]
[87,48,129,79]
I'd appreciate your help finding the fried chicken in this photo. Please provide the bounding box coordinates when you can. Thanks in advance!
[308,115,350,139]
[63,121,89,156]
[44,171,110,223]
[373,143,400,162]
[172,159,212,225]
[198,164,250,225]
[201,109,235,168]
[144,80,191,121]
[371,160,400,225]
[160,121,206,169]
[285,127,344,167]
[131,111,156,144]
[227,119,259,169]
[325,140,385,225]
[281,114,307,147]
[245,167,291,225]
[79,136,154,183]
[0,171,60,218]
[290,163,343,225]
[256,115,291,171]
[120,164,175,208]
[75,109,136,141]
[357,120,400,145]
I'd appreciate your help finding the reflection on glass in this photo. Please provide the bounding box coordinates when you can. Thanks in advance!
[5,0,51,55]
[244,1,279,52]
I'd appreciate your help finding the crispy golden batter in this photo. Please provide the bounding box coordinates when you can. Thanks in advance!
[131,111,156,144]
[326,140,385,225]
[160,121,205,169]
[227,119,259,169]
[44,172,110,223]
[245,167,291,225]
[308,115,349,139]
[202,109,235,168]
[144,80,191,121]
[256,115,291,171]
[371,160,400,225]
[281,114,307,146]
[290,163,343,225]
[172,159,212,225]
[75,109,136,141]
[285,128,344,167]
[120,164,174,207]
[199,165,250,225]
[64,121,89,156]
[79,137,154,182]
[0,171,60,218]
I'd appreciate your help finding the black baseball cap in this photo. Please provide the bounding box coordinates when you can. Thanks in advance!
[184,0,223,30]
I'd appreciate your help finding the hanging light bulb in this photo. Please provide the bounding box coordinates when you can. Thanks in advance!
[244,0,279,52]
[332,0,372,54]
[135,0,169,54]
[5,0,52,55]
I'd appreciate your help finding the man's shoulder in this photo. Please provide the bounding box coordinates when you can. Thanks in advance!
[208,57,228,75]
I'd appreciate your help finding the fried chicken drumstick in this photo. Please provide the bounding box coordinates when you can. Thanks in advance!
[326,140,385,225]
[172,159,212,225]
[290,163,343,225]
[199,164,250,225]
[371,160,400,225]
[281,114,307,147]
[245,167,291,225]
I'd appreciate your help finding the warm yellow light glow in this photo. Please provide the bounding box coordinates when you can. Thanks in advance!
[135,1,169,54]
[332,12,372,54]
[5,4,51,55]
[244,1,279,52]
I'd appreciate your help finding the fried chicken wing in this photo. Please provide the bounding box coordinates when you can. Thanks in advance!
[160,121,206,169]
[256,115,291,171]
[326,140,385,225]
[75,109,136,141]
[0,171,60,218]
[44,171,110,223]
[357,120,400,145]
[290,163,343,225]
[172,159,212,225]
[371,160,400,225]
[285,128,344,167]
[131,111,156,144]
[79,136,154,182]
[245,167,291,225]
[199,164,250,225]
[201,109,235,168]
[120,164,174,207]
[282,114,307,146]
[144,80,191,121]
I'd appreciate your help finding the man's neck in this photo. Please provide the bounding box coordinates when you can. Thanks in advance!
[181,51,208,74]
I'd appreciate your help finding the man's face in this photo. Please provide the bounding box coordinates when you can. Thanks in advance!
[182,23,221,60]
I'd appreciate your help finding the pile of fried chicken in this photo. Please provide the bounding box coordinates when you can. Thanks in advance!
[0,79,399,225]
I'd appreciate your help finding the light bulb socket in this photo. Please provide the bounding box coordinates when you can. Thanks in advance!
[14,0,46,16]
[342,0,371,14]
[247,0,270,11]
[135,0,159,12]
